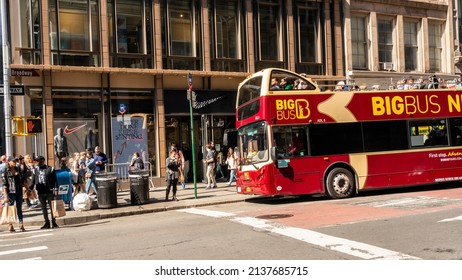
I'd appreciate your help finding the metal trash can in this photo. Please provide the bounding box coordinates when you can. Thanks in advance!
[95,172,118,209]
[128,170,150,205]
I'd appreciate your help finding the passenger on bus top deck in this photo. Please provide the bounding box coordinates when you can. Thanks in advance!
[280,78,293,90]
[270,78,281,90]
[293,79,300,89]
[335,81,348,91]
[396,78,407,90]
[301,81,310,90]
[404,78,416,90]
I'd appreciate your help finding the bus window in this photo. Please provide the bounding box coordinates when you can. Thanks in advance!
[270,69,316,91]
[238,76,262,106]
[362,121,408,152]
[409,119,448,147]
[273,126,308,157]
[449,118,462,146]
[238,121,268,164]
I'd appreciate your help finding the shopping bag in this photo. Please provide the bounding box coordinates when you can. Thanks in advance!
[0,205,18,225]
[52,200,66,218]
[178,170,184,182]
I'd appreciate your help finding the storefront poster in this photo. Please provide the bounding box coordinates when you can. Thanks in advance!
[111,115,148,165]
[54,119,97,155]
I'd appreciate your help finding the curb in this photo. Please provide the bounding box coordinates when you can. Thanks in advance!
[23,196,248,228]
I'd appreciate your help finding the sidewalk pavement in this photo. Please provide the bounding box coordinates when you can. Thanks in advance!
[21,180,250,228]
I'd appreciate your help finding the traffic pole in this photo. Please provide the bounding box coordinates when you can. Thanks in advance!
[187,73,197,199]
[1,0,12,157]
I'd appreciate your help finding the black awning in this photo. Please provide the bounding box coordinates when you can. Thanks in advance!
[164,90,236,114]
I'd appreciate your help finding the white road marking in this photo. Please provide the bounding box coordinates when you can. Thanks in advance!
[179,208,420,260]
[0,229,53,238]
[22,257,42,260]
[0,233,53,242]
[351,196,462,209]
[438,215,462,223]
[178,208,236,218]
[0,246,48,256]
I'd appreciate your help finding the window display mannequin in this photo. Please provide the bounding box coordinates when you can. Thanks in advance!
[53,128,69,160]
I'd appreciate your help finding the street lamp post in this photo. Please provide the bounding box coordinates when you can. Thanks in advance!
[1,0,12,157]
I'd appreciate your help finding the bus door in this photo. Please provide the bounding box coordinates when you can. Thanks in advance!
[272,126,322,195]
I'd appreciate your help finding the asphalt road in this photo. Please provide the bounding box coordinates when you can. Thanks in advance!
[1,184,461,260]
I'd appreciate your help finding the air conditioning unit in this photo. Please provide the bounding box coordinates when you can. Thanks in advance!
[380,62,394,71]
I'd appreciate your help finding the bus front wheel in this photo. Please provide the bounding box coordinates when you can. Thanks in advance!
[326,168,355,199]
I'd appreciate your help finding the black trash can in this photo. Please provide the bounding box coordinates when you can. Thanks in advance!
[129,170,150,205]
[95,173,118,209]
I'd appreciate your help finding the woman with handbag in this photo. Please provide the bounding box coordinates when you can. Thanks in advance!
[225,147,238,186]
[2,158,25,232]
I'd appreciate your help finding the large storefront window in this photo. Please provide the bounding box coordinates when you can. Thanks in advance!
[295,1,323,75]
[108,0,153,68]
[254,0,285,70]
[19,0,42,64]
[52,90,103,155]
[209,0,246,72]
[49,0,100,66]
[161,0,202,70]
[52,90,157,176]
[110,91,157,176]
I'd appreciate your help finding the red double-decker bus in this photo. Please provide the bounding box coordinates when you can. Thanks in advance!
[235,68,462,198]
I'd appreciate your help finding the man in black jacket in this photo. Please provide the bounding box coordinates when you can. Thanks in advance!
[29,156,59,229]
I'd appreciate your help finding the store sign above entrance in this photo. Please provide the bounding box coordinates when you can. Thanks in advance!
[11,69,40,77]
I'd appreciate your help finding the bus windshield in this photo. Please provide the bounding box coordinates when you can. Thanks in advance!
[238,121,268,165]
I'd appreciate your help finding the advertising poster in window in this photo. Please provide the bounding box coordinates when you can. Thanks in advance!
[54,119,98,154]
[111,115,148,166]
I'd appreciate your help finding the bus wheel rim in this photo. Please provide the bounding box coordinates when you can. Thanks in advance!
[332,173,350,194]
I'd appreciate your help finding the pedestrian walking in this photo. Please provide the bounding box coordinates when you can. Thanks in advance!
[203,143,217,189]
[29,156,59,229]
[93,146,108,173]
[165,150,180,201]
[225,147,238,186]
[2,158,25,232]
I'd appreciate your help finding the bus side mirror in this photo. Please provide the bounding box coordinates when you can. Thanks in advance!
[270,147,277,162]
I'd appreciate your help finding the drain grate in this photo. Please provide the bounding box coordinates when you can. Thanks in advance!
[255,214,294,219]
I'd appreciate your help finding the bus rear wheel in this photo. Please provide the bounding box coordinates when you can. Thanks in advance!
[326,168,355,199]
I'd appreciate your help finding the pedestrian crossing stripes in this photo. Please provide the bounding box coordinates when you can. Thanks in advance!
[0,228,52,259]
[178,208,420,260]
[0,246,48,256]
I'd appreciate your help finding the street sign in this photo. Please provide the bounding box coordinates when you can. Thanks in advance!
[0,85,25,96]
[187,73,192,89]
[11,69,40,77]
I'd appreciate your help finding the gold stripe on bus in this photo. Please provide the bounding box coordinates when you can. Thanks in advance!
[349,154,368,190]
[318,92,356,122]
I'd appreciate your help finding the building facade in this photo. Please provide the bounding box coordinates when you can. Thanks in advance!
[1,0,460,182]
